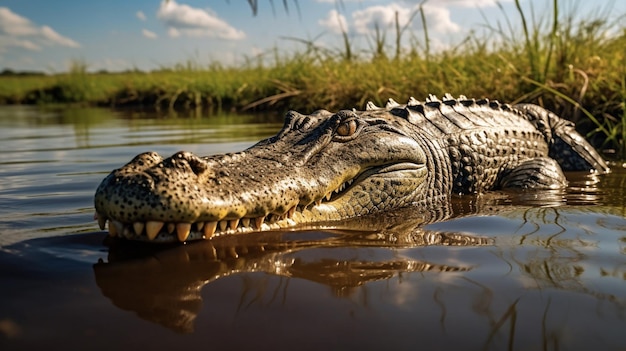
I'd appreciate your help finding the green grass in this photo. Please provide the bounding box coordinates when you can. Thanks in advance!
[1,1,625,157]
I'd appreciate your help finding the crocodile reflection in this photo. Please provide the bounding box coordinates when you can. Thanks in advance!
[94,228,491,333]
[92,194,626,338]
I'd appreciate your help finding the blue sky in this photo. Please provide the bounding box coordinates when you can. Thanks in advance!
[1,0,623,72]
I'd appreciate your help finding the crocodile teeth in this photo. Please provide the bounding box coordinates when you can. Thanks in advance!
[133,222,145,235]
[109,221,124,237]
[229,219,239,230]
[123,227,132,239]
[167,223,176,234]
[328,179,353,199]
[196,222,204,231]
[107,221,118,237]
[146,221,164,240]
[254,216,264,229]
[241,218,250,227]
[97,213,107,230]
[219,220,228,231]
[176,223,191,242]
[287,206,296,219]
[204,221,217,238]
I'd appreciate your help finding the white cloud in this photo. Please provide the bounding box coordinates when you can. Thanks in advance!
[419,4,461,34]
[156,0,245,40]
[40,26,80,47]
[0,36,40,52]
[350,3,460,36]
[0,7,38,36]
[352,4,405,35]
[142,29,158,39]
[0,7,80,52]
[168,27,181,38]
[136,10,147,21]
[319,9,348,34]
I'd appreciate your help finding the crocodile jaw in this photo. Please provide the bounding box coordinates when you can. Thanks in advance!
[94,160,428,243]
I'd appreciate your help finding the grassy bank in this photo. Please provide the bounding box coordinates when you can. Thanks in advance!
[1,1,625,156]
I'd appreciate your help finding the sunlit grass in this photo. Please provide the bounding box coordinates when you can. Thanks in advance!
[0,1,624,156]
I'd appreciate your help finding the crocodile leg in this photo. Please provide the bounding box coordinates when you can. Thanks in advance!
[498,157,567,189]
[515,103,610,173]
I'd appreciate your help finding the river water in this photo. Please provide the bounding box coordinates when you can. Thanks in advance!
[0,106,625,350]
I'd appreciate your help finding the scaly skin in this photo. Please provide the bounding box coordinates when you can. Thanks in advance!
[94,95,609,243]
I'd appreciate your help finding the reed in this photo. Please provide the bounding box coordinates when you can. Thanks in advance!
[0,1,624,156]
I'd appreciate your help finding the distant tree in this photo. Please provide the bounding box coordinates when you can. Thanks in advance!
[0,68,46,76]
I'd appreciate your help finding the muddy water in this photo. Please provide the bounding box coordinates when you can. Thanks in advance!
[0,106,625,350]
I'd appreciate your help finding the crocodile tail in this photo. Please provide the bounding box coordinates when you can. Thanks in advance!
[514,103,610,174]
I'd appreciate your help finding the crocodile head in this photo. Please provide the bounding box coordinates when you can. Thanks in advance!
[94,109,433,242]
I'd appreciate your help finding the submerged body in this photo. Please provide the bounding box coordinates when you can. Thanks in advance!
[94,94,609,242]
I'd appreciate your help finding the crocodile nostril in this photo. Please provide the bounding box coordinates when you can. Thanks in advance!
[188,156,208,176]
[172,151,207,176]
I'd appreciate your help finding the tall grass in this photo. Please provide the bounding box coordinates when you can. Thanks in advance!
[0,1,624,156]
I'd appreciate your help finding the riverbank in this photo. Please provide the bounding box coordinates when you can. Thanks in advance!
[1,2,624,155]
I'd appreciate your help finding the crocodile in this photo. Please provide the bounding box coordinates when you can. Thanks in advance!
[93,94,610,243]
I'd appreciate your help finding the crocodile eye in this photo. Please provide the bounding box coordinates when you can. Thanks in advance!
[336,120,357,137]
